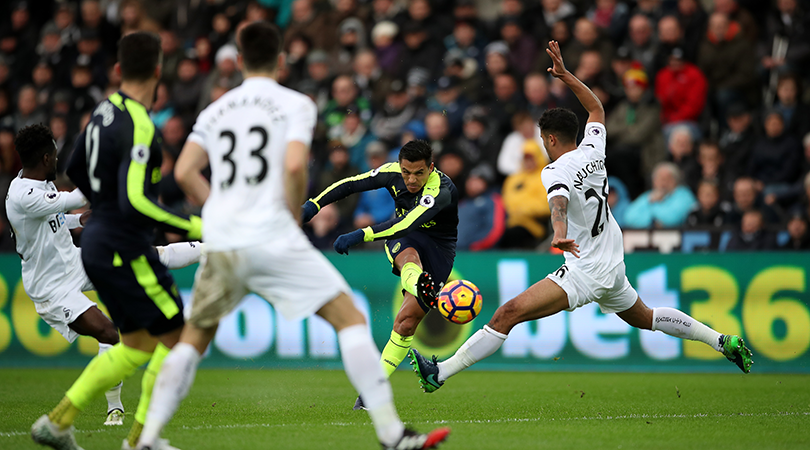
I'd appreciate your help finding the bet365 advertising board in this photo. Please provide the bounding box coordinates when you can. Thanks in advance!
[0,252,807,373]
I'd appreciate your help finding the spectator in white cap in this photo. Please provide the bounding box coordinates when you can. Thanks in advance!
[197,44,242,113]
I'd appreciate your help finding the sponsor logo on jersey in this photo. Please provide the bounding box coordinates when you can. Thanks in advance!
[419,195,435,208]
[391,186,400,197]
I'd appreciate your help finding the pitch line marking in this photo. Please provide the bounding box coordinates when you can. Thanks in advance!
[2,411,808,438]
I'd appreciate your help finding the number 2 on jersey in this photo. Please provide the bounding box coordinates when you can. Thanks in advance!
[584,179,609,237]
[85,122,101,193]
[219,126,270,189]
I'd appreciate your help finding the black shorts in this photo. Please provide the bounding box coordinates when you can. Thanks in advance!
[385,232,456,312]
[81,232,184,336]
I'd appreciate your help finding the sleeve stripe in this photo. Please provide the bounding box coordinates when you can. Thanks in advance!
[366,170,442,240]
[313,162,400,205]
[548,183,569,193]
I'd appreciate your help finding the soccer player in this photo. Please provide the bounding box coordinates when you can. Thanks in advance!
[8,124,202,428]
[302,141,458,410]
[31,32,202,450]
[135,22,449,450]
[409,41,753,394]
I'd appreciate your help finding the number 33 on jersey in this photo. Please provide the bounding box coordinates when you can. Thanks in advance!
[540,122,624,279]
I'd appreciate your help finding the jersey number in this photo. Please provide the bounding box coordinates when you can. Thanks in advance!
[86,122,101,193]
[219,126,270,189]
[584,179,609,237]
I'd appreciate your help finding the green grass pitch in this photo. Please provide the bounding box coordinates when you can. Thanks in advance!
[0,368,808,449]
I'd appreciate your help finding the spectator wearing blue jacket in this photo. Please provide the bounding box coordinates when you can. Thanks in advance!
[607,176,631,228]
[457,164,506,251]
[353,142,396,229]
[624,162,697,228]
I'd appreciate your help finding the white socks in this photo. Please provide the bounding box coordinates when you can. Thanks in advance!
[437,325,507,383]
[652,307,723,351]
[139,343,201,447]
[157,242,203,269]
[338,324,404,447]
[99,343,124,413]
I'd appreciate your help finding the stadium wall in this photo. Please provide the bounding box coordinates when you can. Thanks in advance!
[0,253,808,373]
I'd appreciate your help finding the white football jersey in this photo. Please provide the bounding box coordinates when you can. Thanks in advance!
[540,122,624,280]
[187,77,317,251]
[5,176,88,302]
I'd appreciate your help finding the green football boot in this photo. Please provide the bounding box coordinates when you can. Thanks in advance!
[408,349,443,393]
[720,335,753,373]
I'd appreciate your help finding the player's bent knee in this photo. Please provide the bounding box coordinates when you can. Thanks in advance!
[487,302,522,334]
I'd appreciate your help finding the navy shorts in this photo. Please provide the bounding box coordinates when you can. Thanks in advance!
[385,232,456,312]
[81,231,184,336]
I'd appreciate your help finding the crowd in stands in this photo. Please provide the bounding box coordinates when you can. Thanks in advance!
[0,0,809,253]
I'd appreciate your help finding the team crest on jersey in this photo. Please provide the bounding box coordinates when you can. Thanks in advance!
[63,307,71,319]
[94,101,114,126]
[132,144,150,164]
[43,192,60,203]
[419,195,435,208]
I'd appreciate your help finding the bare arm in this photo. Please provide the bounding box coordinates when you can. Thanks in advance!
[549,195,580,258]
[175,141,211,206]
[285,141,309,226]
[546,40,605,125]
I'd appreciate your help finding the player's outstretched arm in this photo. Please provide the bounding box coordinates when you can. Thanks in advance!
[546,40,605,125]
[175,141,211,206]
[285,141,310,226]
[549,195,580,258]
[305,163,399,223]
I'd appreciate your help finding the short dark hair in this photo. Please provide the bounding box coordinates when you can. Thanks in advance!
[238,21,283,72]
[398,139,433,166]
[118,32,162,81]
[538,108,579,144]
[15,124,55,168]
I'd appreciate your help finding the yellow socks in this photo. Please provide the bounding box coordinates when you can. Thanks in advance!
[400,262,422,298]
[380,330,414,377]
[127,343,170,447]
[56,343,151,430]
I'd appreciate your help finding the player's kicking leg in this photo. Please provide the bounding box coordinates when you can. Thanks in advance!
[616,298,753,373]
[410,278,569,392]
[67,306,126,425]
[354,247,437,410]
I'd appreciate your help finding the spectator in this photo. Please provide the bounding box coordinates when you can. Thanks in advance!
[444,19,486,70]
[54,2,81,50]
[698,12,758,122]
[606,66,666,197]
[352,50,392,110]
[498,111,546,177]
[748,111,802,195]
[353,142,396,229]
[370,79,418,148]
[666,126,701,191]
[31,61,55,109]
[323,75,372,139]
[79,0,119,56]
[654,47,707,139]
[564,18,614,77]
[500,140,550,248]
[306,203,344,250]
[586,0,630,46]
[442,49,482,104]
[284,0,336,51]
[723,176,781,227]
[624,14,658,73]
[726,210,777,251]
[425,111,456,158]
[487,72,525,135]
[686,180,726,228]
[608,176,631,228]
[624,162,697,229]
[371,21,402,77]
[330,18,368,75]
[539,0,576,29]
[760,0,810,74]
[398,20,444,79]
[198,45,243,114]
[713,0,758,43]
[455,105,502,170]
[158,29,182,86]
[652,16,691,75]
[779,211,810,250]
[36,23,69,85]
[52,114,73,176]
[457,164,506,251]
[172,58,205,125]
[370,0,406,25]
[427,76,470,136]
[338,109,377,172]
[329,0,370,29]
[12,85,47,132]
[149,82,174,130]
[285,34,313,87]
[482,41,511,103]
[524,73,555,122]
[773,73,810,139]
[68,59,103,117]
[303,50,333,111]
[676,0,708,61]
[119,0,161,35]
[405,67,430,120]
[696,141,733,200]
[719,103,756,180]
[317,144,360,226]
[500,18,538,77]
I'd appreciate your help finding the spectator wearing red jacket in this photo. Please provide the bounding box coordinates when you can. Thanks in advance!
[655,47,707,141]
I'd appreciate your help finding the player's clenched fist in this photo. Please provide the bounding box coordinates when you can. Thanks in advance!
[333,229,365,255]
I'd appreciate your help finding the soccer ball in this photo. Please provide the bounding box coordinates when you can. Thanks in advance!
[437,280,482,324]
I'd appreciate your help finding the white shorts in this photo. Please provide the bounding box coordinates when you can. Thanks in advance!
[546,262,638,314]
[189,236,351,328]
[33,273,96,343]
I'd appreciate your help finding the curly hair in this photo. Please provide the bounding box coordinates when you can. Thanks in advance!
[398,139,433,166]
[15,124,55,169]
[538,108,579,145]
